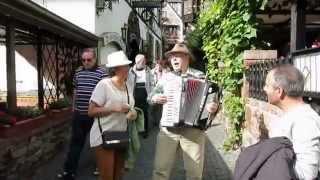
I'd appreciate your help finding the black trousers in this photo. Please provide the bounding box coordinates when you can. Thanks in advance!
[134,86,149,134]
[150,104,162,126]
[64,111,93,174]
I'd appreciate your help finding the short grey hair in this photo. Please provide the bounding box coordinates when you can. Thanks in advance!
[82,48,96,58]
[135,54,145,63]
[270,64,305,97]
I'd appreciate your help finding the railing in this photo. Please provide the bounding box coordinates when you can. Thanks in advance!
[40,36,81,108]
[163,26,179,40]
[247,48,320,101]
[0,20,82,110]
[165,33,179,39]
[247,58,292,101]
[292,48,320,98]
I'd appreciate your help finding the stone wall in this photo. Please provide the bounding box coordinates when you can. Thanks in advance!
[242,98,283,147]
[242,50,279,147]
[242,50,320,147]
[0,110,72,180]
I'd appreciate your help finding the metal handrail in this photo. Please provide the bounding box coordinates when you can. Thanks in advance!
[247,48,320,101]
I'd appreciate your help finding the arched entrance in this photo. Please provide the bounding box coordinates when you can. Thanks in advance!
[99,32,125,65]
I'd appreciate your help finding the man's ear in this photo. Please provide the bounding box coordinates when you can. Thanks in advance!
[279,88,286,100]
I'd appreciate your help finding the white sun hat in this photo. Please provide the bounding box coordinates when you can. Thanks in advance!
[106,51,132,68]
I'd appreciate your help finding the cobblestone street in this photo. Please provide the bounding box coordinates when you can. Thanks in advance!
[32,120,239,180]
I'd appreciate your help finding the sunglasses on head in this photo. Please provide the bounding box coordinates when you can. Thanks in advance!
[82,58,92,63]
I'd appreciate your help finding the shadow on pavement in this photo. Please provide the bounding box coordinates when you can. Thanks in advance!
[31,124,235,180]
[203,135,233,180]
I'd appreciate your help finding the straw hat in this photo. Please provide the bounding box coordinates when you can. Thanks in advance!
[165,43,195,62]
[106,51,132,68]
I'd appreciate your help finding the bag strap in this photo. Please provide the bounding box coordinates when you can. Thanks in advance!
[98,84,130,135]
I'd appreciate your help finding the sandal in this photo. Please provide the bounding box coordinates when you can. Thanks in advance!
[56,171,75,180]
[93,168,99,176]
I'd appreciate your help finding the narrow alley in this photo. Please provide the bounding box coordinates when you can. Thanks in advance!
[32,122,238,180]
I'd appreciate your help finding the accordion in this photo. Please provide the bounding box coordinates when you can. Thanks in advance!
[161,73,220,130]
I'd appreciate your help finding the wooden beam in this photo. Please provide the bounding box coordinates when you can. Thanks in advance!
[37,33,44,109]
[258,10,320,15]
[6,20,17,113]
[132,1,161,8]
[291,0,306,53]
[55,38,60,100]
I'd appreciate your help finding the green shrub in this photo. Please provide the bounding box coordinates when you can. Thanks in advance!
[196,0,267,150]
[13,106,44,119]
[49,98,71,110]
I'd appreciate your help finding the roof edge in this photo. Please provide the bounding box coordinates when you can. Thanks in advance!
[0,0,99,47]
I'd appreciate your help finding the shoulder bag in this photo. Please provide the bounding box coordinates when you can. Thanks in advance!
[98,85,130,150]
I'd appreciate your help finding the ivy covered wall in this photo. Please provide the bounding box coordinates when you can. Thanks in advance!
[195,0,267,150]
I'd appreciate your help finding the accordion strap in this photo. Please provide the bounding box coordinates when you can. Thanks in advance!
[98,84,129,135]
[206,87,222,129]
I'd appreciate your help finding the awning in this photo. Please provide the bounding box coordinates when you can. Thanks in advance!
[0,0,98,47]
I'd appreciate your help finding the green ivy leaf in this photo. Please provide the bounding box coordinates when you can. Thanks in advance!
[242,12,251,21]
[189,0,267,151]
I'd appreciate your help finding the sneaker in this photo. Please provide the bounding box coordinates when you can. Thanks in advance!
[93,168,99,176]
[56,171,75,180]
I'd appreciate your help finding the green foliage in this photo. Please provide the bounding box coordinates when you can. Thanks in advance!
[185,28,203,50]
[197,0,267,150]
[13,106,44,119]
[222,93,245,151]
[49,98,71,110]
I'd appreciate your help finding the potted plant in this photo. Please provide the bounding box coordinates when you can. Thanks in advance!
[13,106,44,120]
[49,98,71,112]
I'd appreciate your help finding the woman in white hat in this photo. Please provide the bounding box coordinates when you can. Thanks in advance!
[88,51,137,180]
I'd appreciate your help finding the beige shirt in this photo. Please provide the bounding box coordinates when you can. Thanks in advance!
[89,78,135,147]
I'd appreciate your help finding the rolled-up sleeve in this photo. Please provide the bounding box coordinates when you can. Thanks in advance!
[90,81,107,107]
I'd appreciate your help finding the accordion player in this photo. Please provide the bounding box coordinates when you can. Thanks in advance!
[158,72,220,130]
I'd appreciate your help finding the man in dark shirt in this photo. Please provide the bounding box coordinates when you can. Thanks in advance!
[57,48,106,180]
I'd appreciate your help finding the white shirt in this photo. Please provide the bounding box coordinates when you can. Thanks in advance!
[89,78,135,147]
[135,69,146,83]
[269,104,320,180]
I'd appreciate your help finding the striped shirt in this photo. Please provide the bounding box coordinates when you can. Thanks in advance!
[73,66,106,115]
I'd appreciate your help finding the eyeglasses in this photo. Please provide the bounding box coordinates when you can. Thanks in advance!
[82,58,92,63]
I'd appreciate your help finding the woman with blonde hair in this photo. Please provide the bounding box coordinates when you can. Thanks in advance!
[88,51,137,180]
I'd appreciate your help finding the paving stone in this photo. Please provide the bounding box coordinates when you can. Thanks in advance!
[31,122,239,180]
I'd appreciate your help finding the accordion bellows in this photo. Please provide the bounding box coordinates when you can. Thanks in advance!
[161,72,219,129]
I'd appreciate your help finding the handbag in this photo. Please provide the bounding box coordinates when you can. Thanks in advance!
[98,85,130,150]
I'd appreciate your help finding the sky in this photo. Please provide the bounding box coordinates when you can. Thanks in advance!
[1,45,39,92]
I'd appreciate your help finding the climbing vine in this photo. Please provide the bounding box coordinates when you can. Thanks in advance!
[196,0,267,150]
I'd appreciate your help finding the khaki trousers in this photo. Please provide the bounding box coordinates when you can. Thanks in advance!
[95,146,125,180]
[152,127,205,180]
